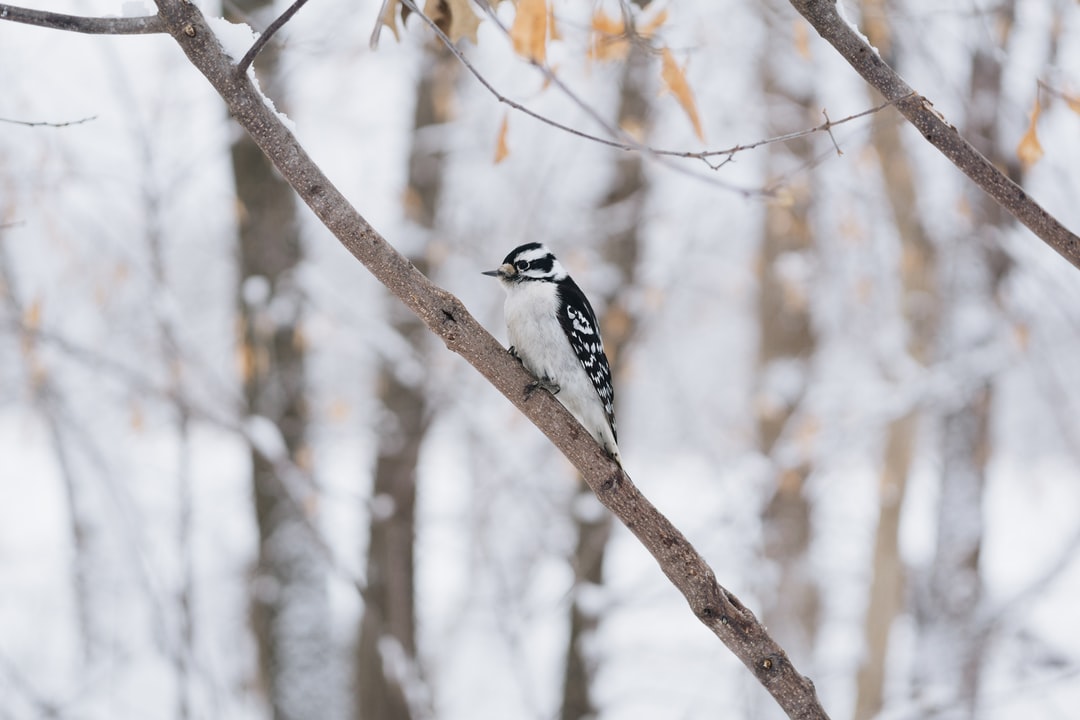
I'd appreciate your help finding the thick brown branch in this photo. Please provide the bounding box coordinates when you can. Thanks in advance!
[788,0,1080,270]
[6,0,828,715]
[141,0,828,716]
[0,4,165,34]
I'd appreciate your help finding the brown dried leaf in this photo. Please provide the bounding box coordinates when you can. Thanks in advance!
[424,0,482,43]
[371,0,403,46]
[547,0,560,41]
[793,20,811,60]
[237,342,256,383]
[1066,93,1080,116]
[640,8,668,38]
[660,47,705,142]
[23,296,42,334]
[620,117,646,143]
[20,297,43,371]
[130,402,145,432]
[1013,321,1030,351]
[510,0,548,62]
[494,112,510,164]
[588,10,627,61]
[1016,98,1044,170]
[328,399,351,422]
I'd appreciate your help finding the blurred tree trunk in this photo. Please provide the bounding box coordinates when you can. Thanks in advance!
[354,42,455,720]
[853,3,938,717]
[0,238,105,665]
[558,15,651,718]
[756,3,820,666]
[226,2,332,717]
[912,2,1016,716]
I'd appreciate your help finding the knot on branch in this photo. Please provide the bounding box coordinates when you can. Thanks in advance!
[757,653,783,676]
[600,470,620,493]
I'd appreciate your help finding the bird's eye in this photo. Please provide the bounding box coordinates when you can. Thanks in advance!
[515,260,529,271]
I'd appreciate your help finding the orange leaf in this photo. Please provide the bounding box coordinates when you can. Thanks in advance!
[23,296,42,333]
[547,1,560,41]
[793,21,811,60]
[510,0,547,62]
[494,112,510,164]
[588,10,627,61]
[1066,93,1080,116]
[660,47,705,142]
[423,0,481,44]
[591,9,623,36]
[1016,98,1044,170]
[640,8,668,38]
[130,402,145,432]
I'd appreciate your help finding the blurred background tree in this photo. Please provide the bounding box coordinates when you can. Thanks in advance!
[2,1,1080,719]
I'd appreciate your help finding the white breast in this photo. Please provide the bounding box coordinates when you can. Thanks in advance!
[503,281,617,458]
[504,281,571,382]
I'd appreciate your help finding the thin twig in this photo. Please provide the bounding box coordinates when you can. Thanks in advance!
[0,3,165,34]
[399,0,627,151]
[1037,78,1080,108]
[0,115,98,128]
[686,96,907,166]
[401,0,898,193]
[399,0,759,194]
[821,109,842,156]
[235,0,311,75]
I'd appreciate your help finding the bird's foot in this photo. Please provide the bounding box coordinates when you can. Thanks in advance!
[524,377,560,399]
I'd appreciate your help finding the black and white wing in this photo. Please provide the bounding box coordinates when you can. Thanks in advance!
[556,278,617,443]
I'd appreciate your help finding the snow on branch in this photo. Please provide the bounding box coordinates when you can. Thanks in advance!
[788,0,1080,271]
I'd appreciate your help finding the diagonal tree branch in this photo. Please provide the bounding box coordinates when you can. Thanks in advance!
[788,0,1080,270]
[1,2,831,717]
[150,1,828,715]
[0,4,165,34]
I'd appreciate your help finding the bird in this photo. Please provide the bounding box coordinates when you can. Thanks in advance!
[483,242,621,465]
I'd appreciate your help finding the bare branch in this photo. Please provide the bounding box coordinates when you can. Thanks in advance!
[235,0,312,76]
[820,109,842,156]
[0,3,165,34]
[400,0,764,195]
[142,0,830,716]
[0,114,98,128]
[684,96,905,166]
[400,0,894,196]
[789,0,1080,270]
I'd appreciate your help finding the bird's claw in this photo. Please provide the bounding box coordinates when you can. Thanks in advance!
[524,377,560,399]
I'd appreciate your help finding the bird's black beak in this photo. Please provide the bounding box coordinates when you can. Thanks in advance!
[481,269,501,277]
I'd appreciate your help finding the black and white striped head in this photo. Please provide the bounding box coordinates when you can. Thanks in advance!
[482,243,568,284]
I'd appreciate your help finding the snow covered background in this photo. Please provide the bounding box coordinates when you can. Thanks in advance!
[2,0,1080,718]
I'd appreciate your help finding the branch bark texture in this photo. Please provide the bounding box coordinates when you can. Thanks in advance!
[0,5,165,34]
[788,0,1080,270]
[3,2,828,717]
